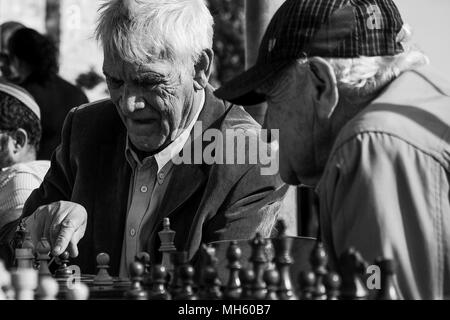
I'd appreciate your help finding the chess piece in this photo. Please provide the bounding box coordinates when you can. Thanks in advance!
[66,283,90,300]
[339,248,369,300]
[263,268,280,300]
[0,261,11,300]
[174,264,198,300]
[298,271,315,300]
[124,261,148,300]
[15,247,35,269]
[11,269,38,300]
[249,233,268,300]
[324,271,341,300]
[170,251,188,296]
[310,242,328,300]
[55,251,73,279]
[272,221,297,300]
[12,220,27,249]
[93,253,114,286]
[374,258,400,300]
[158,218,177,274]
[136,252,152,288]
[224,241,242,300]
[36,237,52,277]
[239,268,255,299]
[36,276,59,300]
[148,265,171,300]
[201,266,222,300]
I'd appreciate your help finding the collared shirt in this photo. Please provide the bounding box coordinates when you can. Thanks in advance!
[119,90,205,277]
[317,67,450,300]
[0,161,50,229]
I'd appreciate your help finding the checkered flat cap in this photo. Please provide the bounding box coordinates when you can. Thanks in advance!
[215,0,405,106]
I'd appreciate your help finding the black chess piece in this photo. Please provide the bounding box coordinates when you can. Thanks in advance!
[148,265,171,300]
[324,271,341,300]
[239,268,255,299]
[224,241,242,300]
[124,261,148,300]
[174,264,198,300]
[338,247,369,300]
[298,270,316,300]
[12,220,27,249]
[310,242,328,300]
[170,251,188,296]
[93,253,114,286]
[158,218,177,274]
[199,245,222,300]
[264,268,280,300]
[36,237,51,277]
[249,233,268,300]
[55,251,72,279]
[374,258,400,300]
[272,221,297,300]
[135,252,151,288]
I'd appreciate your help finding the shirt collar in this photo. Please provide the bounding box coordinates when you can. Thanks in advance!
[125,90,205,172]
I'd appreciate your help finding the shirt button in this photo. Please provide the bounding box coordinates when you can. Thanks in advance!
[158,173,165,183]
[130,228,136,237]
[140,185,148,193]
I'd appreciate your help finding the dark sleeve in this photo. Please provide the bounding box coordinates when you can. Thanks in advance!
[0,109,77,266]
[204,164,287,243]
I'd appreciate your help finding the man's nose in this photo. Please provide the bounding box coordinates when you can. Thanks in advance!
[120,84,146,114]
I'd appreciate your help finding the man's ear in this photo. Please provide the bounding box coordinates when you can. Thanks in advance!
[11,129,28,153]
[307,57,339,120]
[193,48,214,90]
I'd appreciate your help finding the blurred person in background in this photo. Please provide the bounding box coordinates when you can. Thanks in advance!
[6,28,88,160]
[0,82,50,229]
[0,21,24,80]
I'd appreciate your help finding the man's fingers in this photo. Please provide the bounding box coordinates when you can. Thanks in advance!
[52,218,78,256]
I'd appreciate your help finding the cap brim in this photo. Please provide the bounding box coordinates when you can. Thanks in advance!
[214,60,291,106]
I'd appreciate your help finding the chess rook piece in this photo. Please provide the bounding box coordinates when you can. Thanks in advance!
[135,252,151,288]
[11,269,38,300]
[298,271,316,300]
[310,242,328,300]
[174,264,198,300]
[158,218,177,274]
[272,221,297,300]
[264,268,280,300]
[249,233,268,300]
[324,272,341,300]
[224,241,242,300]
[148,265,171,300]
[55,251,73,279]
[124,261,148,300]
[36,276,59,300]
[239,268,255,299]
[93,253,114,286]
[170,251,188,296]
[374,258,400,300]
[339,248,369,300]
[36,237,52,277]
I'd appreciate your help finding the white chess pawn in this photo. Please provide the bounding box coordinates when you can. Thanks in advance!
[66,283,89,300]
[0,261,11,300]
[11,269,38,300]
[36,277,59,300]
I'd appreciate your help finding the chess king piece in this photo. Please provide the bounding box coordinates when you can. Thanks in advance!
[374,258,400,300]
[124,261,148,300]
[36,237,52,277]
[11,269,38,300]
[339,248,369,300]
[309,242,328,300]
[224,241,242,300]
[272,221,297,300]
[249,233,268,300]
[93,253,114,286]
[158,218,177,274]
[148,265,171,300]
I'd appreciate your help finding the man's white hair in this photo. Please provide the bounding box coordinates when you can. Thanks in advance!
[325,25,429,98]
[95,0,214,67]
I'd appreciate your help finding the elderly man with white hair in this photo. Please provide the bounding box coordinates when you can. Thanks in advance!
[0,0,284,277]
[216,0,450,299]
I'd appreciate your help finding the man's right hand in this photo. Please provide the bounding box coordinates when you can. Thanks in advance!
[23,201,87,258]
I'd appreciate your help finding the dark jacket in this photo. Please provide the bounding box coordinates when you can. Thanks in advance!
[0,87,285,275]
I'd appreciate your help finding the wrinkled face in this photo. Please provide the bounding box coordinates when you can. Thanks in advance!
[103,52,195,153]
[260,63,327,186]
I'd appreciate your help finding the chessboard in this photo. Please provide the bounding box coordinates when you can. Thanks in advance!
[0,218,400,300]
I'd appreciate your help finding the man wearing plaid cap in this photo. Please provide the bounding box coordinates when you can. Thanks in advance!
[216,0,450,299]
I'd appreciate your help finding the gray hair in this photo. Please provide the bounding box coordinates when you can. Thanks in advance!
[95,0,214,67]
